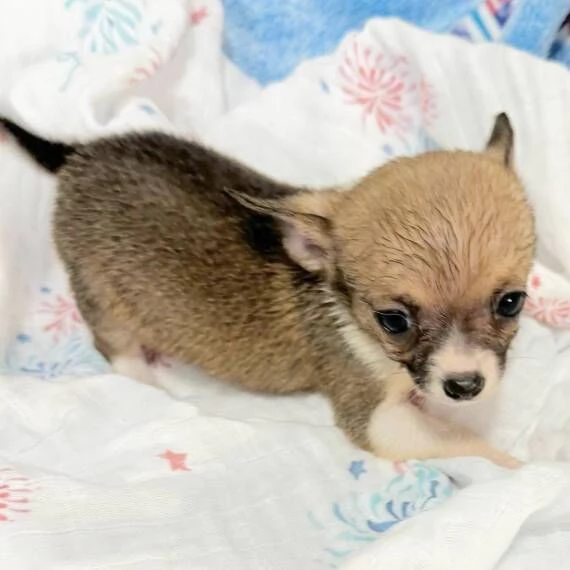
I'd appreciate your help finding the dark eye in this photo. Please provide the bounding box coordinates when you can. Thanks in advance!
[495,291,527,318]
[374,310,411,335]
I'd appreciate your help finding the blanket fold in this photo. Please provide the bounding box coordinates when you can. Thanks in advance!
[2,1,570,568]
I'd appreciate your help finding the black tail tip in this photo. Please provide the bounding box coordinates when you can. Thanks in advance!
[0,117,74,173]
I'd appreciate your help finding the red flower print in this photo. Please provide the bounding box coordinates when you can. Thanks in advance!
[338,39,414,137]
[159,450,191,472]
[524,296,570,328]
[39,294,82,342]
[189,6,208,26]
[0,468,35,522]
[130,46,163,85]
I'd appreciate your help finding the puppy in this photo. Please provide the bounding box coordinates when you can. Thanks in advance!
[1,114,534,467]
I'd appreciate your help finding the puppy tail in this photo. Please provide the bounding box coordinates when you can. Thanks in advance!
[0,118,75,173]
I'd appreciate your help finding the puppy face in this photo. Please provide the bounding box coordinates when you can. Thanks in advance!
[340,164,532,404]
[233,114,535,404]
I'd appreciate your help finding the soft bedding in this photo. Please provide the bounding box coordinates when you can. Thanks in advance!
[2,1,570,568]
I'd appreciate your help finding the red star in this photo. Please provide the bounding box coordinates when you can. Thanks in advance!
[159,450,190,472]
[189,6,208,26]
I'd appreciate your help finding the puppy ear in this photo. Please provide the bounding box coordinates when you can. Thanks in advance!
[485,112,514,166]
[227,189,337,274]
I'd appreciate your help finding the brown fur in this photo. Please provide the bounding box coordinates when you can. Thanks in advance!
[340,151,533,382]
[2,114,535,466]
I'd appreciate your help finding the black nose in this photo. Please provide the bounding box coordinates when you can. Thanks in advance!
[443,373,484,400]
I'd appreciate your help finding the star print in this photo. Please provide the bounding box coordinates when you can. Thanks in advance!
[159,450,190,471]
[348,460,366,480]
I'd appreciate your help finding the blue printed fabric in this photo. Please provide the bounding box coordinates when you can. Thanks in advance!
[222,0,570,85]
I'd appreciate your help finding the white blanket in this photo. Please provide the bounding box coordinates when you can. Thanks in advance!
[2,1,570,568]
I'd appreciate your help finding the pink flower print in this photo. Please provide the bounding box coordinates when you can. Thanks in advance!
[189,6,208,26]
[393,461,408,475]
[338,40,413,137]
[530,274,541,290]
[0,468,35,522]
[130,46,163,85]
[39,294,82,342]
[418,76,438,125]
[524,296,570,328]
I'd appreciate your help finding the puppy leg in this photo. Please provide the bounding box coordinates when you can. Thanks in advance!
[86,316,157,385]
[68,271,157,385]
[366,399,522,469]
[329,370,520,468]
[110,350,157,385]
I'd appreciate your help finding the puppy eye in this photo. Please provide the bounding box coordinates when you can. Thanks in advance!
[374,310,411,335]
[495,291,527,318]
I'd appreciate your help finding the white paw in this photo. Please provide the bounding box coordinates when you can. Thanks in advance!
[112,355,157,386]
[489,451,524,470]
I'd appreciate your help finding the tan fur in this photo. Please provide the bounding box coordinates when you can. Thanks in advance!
[2,114,535,467]
[334,148,533,404]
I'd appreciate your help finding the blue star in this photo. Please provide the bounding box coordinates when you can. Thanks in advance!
[348,460,366,480]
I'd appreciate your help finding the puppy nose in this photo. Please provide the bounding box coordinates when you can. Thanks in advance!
[443,373,484,400]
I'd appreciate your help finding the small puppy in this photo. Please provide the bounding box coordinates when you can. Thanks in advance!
[1,114,534,467]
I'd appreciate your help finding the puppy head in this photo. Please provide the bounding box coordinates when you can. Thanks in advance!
[232,114,535,404]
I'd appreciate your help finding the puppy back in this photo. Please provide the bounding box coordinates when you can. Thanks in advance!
[55,132,325,390]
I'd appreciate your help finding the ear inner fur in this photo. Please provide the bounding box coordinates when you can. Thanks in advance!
[226,187,338,274]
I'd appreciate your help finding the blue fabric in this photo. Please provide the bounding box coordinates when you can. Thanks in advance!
[221,0,479,85]
[551,36,570,67]
[502,0,570,58]
[221,0,570,86]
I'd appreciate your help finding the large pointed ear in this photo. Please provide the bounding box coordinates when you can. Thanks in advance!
[227,188,338,275]
[485,112,514,166]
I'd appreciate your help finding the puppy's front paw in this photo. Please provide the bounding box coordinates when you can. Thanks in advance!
[488,451,524,470]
